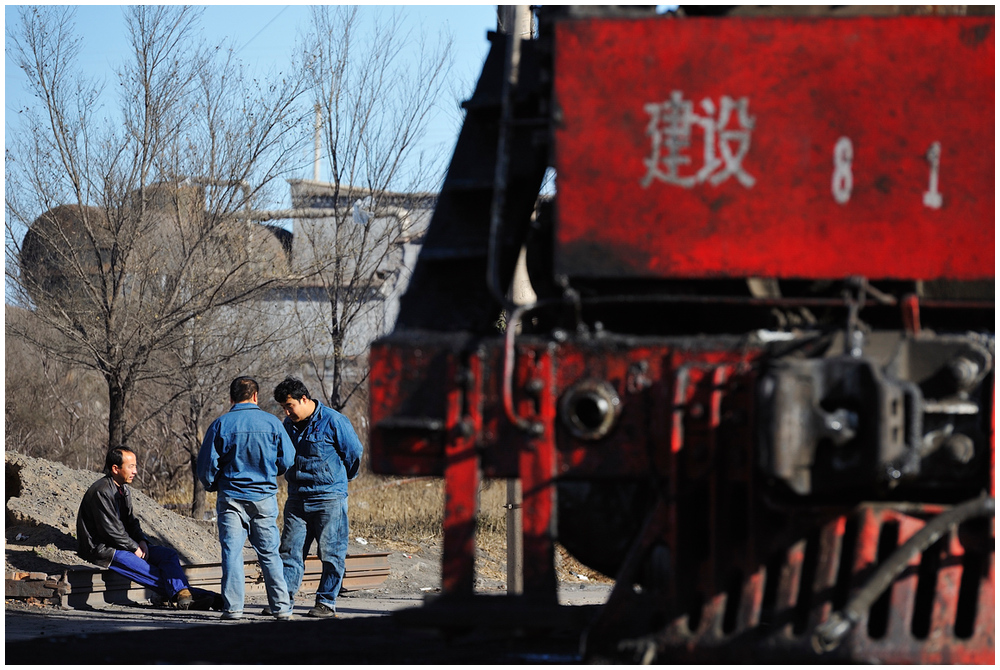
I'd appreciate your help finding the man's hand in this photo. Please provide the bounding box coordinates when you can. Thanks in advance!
[135,540,149,559]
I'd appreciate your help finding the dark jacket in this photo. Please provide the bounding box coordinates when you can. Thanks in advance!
[284,401,363,498]
[76,474,148,568]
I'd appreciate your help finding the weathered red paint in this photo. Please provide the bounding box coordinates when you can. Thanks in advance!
[369,339,450,476]
[370,332,994,662]
[842,508,995,664]
[902,294,922,335]
[553,17,994,281]
[369,16,992,661]
[441,354,480,596]
[518,346,559,599]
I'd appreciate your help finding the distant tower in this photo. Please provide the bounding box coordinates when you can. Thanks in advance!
[314,103,323,182]
[497,5,532,39]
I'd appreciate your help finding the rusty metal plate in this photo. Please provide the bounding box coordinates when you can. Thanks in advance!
[553,16,994,281]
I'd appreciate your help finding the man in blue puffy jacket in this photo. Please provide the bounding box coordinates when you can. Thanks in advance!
[272,376,364,618]
[197,376,295,621]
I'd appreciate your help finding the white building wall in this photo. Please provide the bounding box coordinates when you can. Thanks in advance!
[258,180,433,393]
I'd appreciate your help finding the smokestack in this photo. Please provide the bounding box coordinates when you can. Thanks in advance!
[314,103,322,182]
[497,5,532,38]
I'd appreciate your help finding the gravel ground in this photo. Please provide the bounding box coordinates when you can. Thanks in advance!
[5,451,461,599]
[5,451,613,663]
[5,450,588,595]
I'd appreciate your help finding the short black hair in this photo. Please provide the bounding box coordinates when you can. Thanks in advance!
[104,446,135,474]
[230,376,259,403]
[274,376,310,404]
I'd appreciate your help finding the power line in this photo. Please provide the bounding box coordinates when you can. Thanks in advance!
[236,6,289,55]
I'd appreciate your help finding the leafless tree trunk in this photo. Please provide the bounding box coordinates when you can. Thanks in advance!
[291,6,453,411]
[155,302,296,518]
[6,7,309,458]
[5,307,108,468]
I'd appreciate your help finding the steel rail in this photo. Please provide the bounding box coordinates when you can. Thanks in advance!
[55,553,390,609]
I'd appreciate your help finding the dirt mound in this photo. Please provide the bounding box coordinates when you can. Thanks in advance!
[5,450,602,600]
[3,451,446,598]
[5,451,221,576]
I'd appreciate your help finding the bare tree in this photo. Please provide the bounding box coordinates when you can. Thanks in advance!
[5,306,108,470]
[5,6,310,453]
[154,300,297,518]
[290,6,453,411]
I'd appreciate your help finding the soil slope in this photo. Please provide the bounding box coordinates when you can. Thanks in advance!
[5,451,459,597]
[6,451,222,575]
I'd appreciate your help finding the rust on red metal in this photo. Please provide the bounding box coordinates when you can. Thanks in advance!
[370,332,994,661]
[442,353,482,596]
[902,293,922,335]
[369,339,455,477]
[645,506,994,663]
[369,324,993,661]
[552,17,994,281]
[518,346,559,598]
[550,343,759,480]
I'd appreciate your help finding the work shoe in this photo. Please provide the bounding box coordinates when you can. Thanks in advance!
[175,589,194,609]
[259,606,273,616]
[221,611,243,620]
[274,611,293,621]
[306,602,337,618]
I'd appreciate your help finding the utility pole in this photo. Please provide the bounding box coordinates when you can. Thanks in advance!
[497,5,534,597]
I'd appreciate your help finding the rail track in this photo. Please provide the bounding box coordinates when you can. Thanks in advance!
[6,553,390,608]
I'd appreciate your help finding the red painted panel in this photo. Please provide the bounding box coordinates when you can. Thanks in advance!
[519,347,559,598]
[442,356,479,596]
[553,17,994,281]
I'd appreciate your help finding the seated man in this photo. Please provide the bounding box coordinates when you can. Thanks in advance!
[77,445,217,610]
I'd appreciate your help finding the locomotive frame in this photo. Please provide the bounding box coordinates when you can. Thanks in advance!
[369,7,994,663]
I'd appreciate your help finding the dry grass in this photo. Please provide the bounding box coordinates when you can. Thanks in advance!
[349,475,445,542]
[349,475,613,585]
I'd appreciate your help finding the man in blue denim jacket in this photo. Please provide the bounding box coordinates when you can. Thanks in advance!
[197,376,295,621]
[272,376,363,618]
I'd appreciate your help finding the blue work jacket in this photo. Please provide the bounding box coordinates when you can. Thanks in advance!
[284,401,364,498]
[197,402,295,501]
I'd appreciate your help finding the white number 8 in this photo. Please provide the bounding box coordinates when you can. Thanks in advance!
[832,137,853,205]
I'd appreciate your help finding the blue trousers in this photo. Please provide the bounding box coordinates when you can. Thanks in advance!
[279,494,348,611]
[217,494,291,616]
[110,544,200,600]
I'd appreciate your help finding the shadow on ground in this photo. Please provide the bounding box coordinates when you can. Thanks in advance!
[6,613,587,664]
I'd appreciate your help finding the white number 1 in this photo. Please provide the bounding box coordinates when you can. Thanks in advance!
[923,141,943,209]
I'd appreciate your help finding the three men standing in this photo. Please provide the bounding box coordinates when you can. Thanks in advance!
[273,377,364,618]
[197,377,295,621]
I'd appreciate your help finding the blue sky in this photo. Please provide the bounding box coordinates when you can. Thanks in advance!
[4,4,500,206]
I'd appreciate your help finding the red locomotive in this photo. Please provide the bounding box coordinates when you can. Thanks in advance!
[369,7,994,662]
